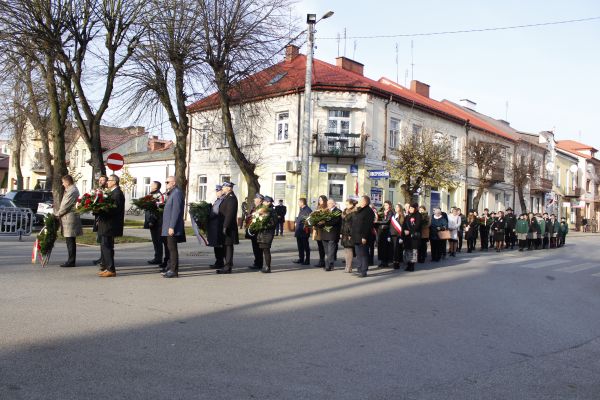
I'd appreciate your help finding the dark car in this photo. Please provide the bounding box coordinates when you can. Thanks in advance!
[0,197,17,208]
[5,190,53,224]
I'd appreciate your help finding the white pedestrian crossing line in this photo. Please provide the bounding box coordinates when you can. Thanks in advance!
[554,263,600,273]
[488,256,546,265]
[520,259,567,269]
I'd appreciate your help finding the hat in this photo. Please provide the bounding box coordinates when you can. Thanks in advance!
[263,195,274,203]
[255,193,264,200]
[215,184,223,191]
[222,182,235,188]
[506,207,513,211]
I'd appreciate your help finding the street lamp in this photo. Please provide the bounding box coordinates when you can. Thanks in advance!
[299,10,334,200]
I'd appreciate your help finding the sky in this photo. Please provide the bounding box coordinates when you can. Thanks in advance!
[292,0,600,148]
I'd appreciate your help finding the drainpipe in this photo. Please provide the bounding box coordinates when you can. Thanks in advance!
[295,88,302,157]
[382,94,392,161]
[463,119,471,211]
[184,114,193,221]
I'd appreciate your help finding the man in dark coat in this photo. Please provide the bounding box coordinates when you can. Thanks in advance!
[161,176,185,278]
[208,185,225,269]
[504,207,517,249]
[216,181,239,274]
[274,199,287,236]
[144,181,168,266]
[97,174,125,277]
[92,175,107,266]
[321,199,342,271]
[245,193,264,270]
[479,208,491,251]
[351,195,376,278]
[293,198,312,266]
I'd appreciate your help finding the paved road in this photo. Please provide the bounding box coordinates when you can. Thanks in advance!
[1,232,599,399]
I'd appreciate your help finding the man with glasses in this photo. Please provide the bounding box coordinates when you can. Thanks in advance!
[97,175,125,277]
[161,176,185,278]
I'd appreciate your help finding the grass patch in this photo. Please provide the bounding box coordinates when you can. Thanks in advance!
[60,229,150,245]
[124,219,144,228]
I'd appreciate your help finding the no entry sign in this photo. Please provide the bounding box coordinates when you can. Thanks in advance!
[106,153,124,171]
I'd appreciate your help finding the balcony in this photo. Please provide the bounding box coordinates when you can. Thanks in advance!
[31,161,45,172]
[486,168,504,184]
[313,132,366,159]
[563,187,582,198]
[530,177,553,194]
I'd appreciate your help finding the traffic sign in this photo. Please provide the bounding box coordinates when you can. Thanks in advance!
[106,153,124,171]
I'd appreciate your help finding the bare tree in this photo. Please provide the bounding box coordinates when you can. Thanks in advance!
[0,79,28,190]
[56,0,145,180]
[198,0,298,202]
[124,0,204,192]
[388,129,459,203]
[465,138,505,211]
[510,149,539,213]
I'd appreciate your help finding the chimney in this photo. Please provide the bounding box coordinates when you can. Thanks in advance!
[285,45,300,62]
[410,80,430,98]
[460,99,477,110]
[336,57,364,76]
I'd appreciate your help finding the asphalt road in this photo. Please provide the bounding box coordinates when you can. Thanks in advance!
[1,232,599,399]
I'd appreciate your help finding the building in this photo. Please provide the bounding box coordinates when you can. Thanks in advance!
[187,45,527,224]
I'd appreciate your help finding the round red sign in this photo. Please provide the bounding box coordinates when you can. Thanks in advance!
[106,153,125,171]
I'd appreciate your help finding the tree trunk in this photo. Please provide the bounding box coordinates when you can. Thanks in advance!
[472,186,484,212]
[216,82,260,205]
[172,64,188,194]
[13,144,23,190]
[517,185,527,213]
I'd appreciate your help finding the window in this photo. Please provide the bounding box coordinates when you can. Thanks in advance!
[328,173,346,203]
[196,128,209,150]
[131,178,138,198]
[327,110,350,134]
[197,175,207,201]
[450,135,459,160]
[82,180,87,193]
[389,118,400,149]
[81,149,86,167]
[220,175,231,184]
[412,124,422,136]
[273,174,286,200]
[73,149,79,166]
[586,179,591,193]
[556,167,561,187]
[276,112,289,142]
[143,177,151,195]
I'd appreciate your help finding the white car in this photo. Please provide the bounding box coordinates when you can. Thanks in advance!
[37,202,96,225]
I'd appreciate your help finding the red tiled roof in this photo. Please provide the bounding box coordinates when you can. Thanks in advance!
[556,140,597,159]
[67,125,147,153]
[188,54,517,142]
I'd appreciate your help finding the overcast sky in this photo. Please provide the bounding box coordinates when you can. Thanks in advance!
[293,0,600,149]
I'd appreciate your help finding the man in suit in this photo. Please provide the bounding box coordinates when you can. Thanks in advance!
[245,193,264,270]
[145,181,168,266]
[293,198,312,266]
[92,175,107,266]
[56,175,83,267]
[216,181,239,274]
[97,174,125,277]
[274,199,287,236]
[161,176,185,278]
[208,185,225,269]
[321,199,342,271]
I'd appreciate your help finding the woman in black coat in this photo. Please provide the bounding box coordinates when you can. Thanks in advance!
[375,200,393,268]
[389,203,405,269]
[464,212,479,253]
[340,198,357,273]
[351,195,376,278]
[527,213,539,250]
[491,211,506,252]
[255,196,278,273]
[402,203,422,272]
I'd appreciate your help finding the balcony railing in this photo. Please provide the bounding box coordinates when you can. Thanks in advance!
[313,132,366,159]
[564,187,582,198]
[31,161,45,172]
[486,168,504,184]
[530,177,553,194]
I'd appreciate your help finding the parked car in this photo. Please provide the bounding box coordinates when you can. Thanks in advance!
[4,190,52,224]
[37,201,95,226]
[0,197,17,208]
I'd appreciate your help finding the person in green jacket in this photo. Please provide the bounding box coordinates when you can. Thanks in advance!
[559,217,569,247]
[537,214,546,250]
[547,214,561,248]
[516,214,529,251]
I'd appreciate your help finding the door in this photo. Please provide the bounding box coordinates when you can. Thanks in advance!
[328,173,346,204]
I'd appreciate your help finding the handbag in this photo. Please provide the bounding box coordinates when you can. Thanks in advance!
[438,230,451,240]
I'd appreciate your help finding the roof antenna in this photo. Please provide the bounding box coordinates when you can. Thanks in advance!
[353,40,357,59]
[505,101,509,121]
[343,28,347,57]
[404,69,408,87]
[395,43,399,84]
[336,32,340,57]
[410,40,415,81]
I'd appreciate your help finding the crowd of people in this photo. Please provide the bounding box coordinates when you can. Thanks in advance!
[54,174,570,279]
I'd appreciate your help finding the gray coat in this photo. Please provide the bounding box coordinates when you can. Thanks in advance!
[57,185,83,238]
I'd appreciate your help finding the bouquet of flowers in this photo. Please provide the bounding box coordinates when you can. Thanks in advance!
[32,214,59,267]
[76,190,115,214]
[304,209,342,232]
[247,206,275,236]
[189,201,212,236]
[132,193,165,213]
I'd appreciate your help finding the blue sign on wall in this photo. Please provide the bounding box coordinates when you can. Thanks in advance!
[350,164,358,176]
[319,163,328,172]
[368,169,390,179]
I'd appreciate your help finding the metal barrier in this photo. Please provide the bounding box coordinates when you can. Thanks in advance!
[0,207,34,240]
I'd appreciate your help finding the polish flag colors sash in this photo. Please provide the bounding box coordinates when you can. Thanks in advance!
[391,215,403,235]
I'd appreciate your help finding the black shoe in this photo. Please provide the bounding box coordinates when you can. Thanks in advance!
[93,258,101,265]
[248,265,262,270]
[209,264,224,269]
[393,263,400,270]
[357,271,367,278]
[163,271,179,278]
[292,259,304,264]
[302,261,310,266]
[216,267,232,274]
[159,261,168,268]
[261,266,271,273]
[405,264,415,272]
[147,259,161,265]
[314,262,325,268]
[60,263,75,268]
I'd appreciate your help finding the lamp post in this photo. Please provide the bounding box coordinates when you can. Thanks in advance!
[299,11,334,200]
